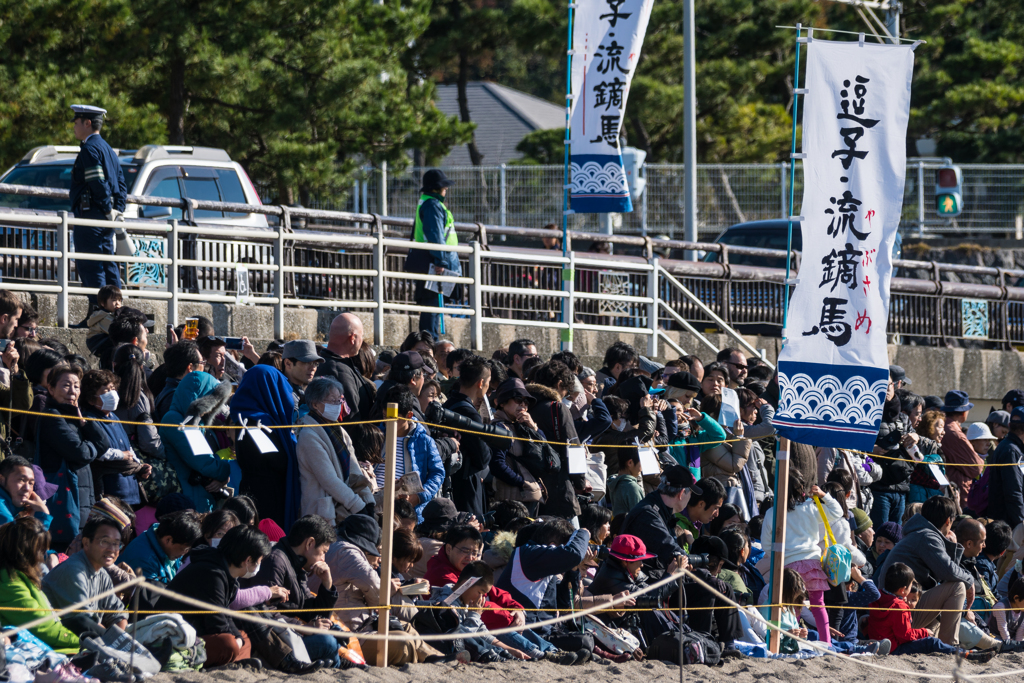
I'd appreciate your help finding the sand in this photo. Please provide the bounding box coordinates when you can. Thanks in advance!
[147,652,1024,683]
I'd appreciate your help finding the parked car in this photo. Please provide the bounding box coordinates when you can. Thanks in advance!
[0,145,268,228]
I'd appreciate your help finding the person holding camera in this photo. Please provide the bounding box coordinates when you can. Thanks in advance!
[869,382,918,528]
[620,465,744,649]
[589,534,679,654]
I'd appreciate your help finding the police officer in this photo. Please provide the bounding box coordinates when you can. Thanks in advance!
[69,104,127,308]
[405,169,461,337]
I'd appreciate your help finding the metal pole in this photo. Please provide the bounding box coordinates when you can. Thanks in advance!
[57,211,69,328]
[640,163,648,237]
[563,249,576,352]
[767,437,791,654]
[167,220,179,329]
[361,172,369,214]
[469,241,483,350]
[917,161,925,238]
[273,216,286,340]
[128,584,140,682]
[782,24,803,339]
[376,402,399,668]
[885,1,900,43]
[381,161,388,216]
[647,257,659,356]
[500,163,507,227]
[373,216,385,345]
[682,0,697,259]
[560,0,575,350]
[678,573,685,678]
[780,162,788,219]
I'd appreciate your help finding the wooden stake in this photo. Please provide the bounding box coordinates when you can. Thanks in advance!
[376,403,399,668]
[767,437,790,654]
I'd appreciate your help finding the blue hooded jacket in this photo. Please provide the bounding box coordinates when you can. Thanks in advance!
[158,373,230,512]
[230,366,300,530]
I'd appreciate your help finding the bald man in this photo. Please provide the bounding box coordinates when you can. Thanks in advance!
[316,313,375,439]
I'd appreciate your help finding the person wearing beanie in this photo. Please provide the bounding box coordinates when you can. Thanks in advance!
[852,508,875,577]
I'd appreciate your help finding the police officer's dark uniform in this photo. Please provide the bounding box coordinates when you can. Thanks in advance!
[69,104,127,298]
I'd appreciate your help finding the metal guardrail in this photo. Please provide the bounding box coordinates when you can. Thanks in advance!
[0,182,1022,351]
[278,162,1024,237]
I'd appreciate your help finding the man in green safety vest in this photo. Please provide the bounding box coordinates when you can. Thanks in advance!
[405,169,461,338]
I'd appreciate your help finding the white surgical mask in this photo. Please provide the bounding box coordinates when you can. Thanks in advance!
[243,560,261,579]
[100,391,119,412]
[210,538,222,548]
[613,419,627,432]
[321,402,342,422]
[562,397,573,409]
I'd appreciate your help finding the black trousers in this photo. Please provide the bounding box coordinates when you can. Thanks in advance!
[682,569,744,644]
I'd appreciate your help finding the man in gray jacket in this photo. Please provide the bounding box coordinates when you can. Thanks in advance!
[879,495,972,645]
[42,517,127,634]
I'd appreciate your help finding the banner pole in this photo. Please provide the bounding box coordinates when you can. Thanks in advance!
[560,0,575,351]
[376,403,399,667]
[767,437,790,654]
[782,23,802,337]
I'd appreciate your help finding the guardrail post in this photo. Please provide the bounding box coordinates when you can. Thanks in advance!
[372,215,385,345]
[167,220,179,329]
[647,256,659,357]
[468,240,483,350]
[57,211,69,328]
[273,212,287,340]
[917,161,925,238]
[780,162,788,219]
[500,164,507,227]
[380,161,388,216]
[562,250,576,352]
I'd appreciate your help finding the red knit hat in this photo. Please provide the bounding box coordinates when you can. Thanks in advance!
[608,534,657,562]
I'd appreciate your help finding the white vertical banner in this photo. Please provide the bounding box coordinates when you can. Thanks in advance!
[774,39,915,452]
[569,0,654,214]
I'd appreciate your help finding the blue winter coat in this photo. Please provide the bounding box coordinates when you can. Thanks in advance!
[400,422,446,522]
[83,408,140,505]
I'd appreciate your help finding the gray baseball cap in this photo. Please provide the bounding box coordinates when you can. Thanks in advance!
[282,340,323,364]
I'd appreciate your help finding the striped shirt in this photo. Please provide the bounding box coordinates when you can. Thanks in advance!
[375,438,406,488]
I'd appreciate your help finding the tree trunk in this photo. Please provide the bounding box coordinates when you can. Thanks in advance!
[457,49,484,166]
[168,53,187,145]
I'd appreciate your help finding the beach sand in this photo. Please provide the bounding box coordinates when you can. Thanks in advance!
[148,652,1024,683]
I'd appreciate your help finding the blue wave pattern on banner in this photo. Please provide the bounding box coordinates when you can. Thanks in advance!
[774,361,888,452]
[570,154,632,213]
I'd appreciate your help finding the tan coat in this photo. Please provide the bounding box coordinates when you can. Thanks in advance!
[701,435,752,489]
[296,415,374,523]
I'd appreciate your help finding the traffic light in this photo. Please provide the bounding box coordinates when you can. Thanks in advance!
[935,165,963,217]
[621,147,647,201]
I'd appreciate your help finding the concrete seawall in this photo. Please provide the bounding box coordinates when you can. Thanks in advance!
[25,293,1023,422]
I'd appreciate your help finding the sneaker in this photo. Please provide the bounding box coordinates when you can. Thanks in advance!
[876,639,892,656]
[572,648,592,665]
[543,650,578,665]
[720,647,745,659]
[207,658,264,672]
[1000,640,1024,654]
[35,664,99,683]
[965,649,997,664]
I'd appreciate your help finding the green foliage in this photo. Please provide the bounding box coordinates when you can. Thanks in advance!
[512,128,565,165]
[0,0,470,201]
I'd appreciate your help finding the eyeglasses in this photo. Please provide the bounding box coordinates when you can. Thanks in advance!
[725,361,748,370]
[19,327,37,337]
[95,538,124,551]
[452,545,482,558]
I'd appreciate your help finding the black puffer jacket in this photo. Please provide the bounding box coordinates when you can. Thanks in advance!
[157,547,242,637]
[242,541,339,622]
[528,383,583,519]
[870,396,915,494]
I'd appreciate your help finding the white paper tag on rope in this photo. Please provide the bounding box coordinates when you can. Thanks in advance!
[245,428,278,454]
[639,447,660,475]
[182,428,213,456]
[928,463,950,487]
[567,446,588,474]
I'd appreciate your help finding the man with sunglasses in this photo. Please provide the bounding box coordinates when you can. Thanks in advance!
[507,339,537,382]
[716,348,748,389]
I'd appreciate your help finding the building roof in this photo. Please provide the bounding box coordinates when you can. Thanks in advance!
[433,82,564,166]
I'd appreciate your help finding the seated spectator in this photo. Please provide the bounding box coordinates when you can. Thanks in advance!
[424,525,523,631]
[489,378,544,516]
[36,363,110,548]
[606,446,644,519]
[112,343,165,465]
[158,371,232,512]
[372,385,445,522]
[16,347,63,458]
[80,368,150,505]
[281,340,323,416]
[0,517,79,653]
[152,340,203,423]
[231,364,301,528]
[394,499,417,533]
[86,285,122,343]
[410,498,458,579]
[868,562,992,661]
[879,496,973,645]
[118,509,202,584]
[0,456,51,528]
[42,517,128,635]
[297,377,374,523]
[990,579,1024,643]
[246,515,342,667]
[979,520,1012,599]
[156,524,271,668]
[673,476,726,552]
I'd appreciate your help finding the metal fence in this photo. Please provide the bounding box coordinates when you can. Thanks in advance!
[278,162,1024,238]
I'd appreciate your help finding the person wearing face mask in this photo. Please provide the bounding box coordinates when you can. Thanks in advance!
[36,364,111,549]
[592,377,658,475]
[80,369,151,507]
[157,524,272,668]
[297,377,375,523]
[525,361,585,519]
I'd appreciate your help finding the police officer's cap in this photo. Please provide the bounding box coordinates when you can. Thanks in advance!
[421,169,454,192]
[70,104,107,122]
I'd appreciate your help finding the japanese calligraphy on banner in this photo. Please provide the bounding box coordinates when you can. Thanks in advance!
[569,0,654,213]
[775,39,915,452]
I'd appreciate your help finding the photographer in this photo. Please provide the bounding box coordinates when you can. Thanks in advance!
[589,535,679,653]
[620,465,744,649]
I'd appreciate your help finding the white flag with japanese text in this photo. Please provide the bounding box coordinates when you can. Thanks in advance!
[569,0,654,213]
[775,39,915,452]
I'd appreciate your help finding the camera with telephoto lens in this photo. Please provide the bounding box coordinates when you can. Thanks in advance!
[633,594,663,610]
[686,553,709,569]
